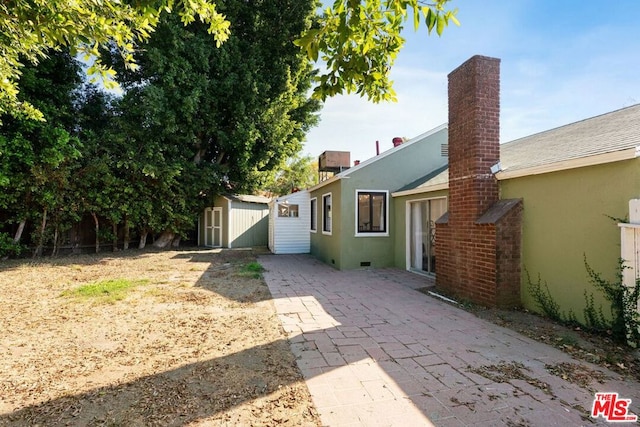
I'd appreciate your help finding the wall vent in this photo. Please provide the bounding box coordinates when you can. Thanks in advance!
[360,261,371,267]
[440,144,449,157]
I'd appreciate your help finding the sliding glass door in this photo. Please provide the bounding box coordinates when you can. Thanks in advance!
[409,198,446,274]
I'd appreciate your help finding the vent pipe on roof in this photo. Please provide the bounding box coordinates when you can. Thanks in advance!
[375,140,380,155]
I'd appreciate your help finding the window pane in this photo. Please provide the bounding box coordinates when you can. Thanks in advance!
[310,199,317,231]
[323,194,332,232]
[358,194,371,231]
[357,191,386,233]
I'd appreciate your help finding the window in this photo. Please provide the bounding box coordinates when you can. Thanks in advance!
[278,203,299,217]
[310,198,317,232]
[356,191,388,234]
[322,193,332,234]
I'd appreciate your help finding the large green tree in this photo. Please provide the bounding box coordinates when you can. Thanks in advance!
[110,0,320,246]
[1,0,458,120]
[0,49,83,255]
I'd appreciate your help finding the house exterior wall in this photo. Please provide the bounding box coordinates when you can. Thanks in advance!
[310,180,342,268]
[269,191,310,254]
[500,157,640,319]
[392,190,449,269]
[310,127,448,270]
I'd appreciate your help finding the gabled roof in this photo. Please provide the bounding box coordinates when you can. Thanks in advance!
[498,103,640,177]
[393,103,640,196]
[394,164,448,193]
[308,123,448,192]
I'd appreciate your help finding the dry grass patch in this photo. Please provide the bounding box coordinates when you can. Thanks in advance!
[0,248,319,426]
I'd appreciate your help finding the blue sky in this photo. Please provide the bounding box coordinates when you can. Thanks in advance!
[302,1,640,164]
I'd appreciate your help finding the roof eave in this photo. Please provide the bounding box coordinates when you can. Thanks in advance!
[496,146,639,180]
[392,182,449,197]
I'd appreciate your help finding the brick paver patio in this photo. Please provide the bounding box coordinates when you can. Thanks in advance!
[259,254,640,427]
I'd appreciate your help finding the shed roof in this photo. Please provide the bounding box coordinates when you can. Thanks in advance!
[224,194,272,204]
[393,103,640,196]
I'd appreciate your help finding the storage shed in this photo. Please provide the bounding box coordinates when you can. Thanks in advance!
[268,190,310,254]
[199,194,270,248]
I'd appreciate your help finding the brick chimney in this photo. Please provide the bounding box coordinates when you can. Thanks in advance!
[436,55,522,308]
[448,56,500,221]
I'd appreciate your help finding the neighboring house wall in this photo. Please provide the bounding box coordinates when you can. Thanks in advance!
[309,126,449,270]
[269,191,310,254]
[500,158,640,317]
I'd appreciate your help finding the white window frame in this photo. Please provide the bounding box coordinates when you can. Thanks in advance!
[355,189,389,237]
[322,192,332,235]
[310,197,317,233]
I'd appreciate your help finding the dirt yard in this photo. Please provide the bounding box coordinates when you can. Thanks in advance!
[0,248,320,426]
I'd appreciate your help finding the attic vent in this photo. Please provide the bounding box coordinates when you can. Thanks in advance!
[440,144,449,157]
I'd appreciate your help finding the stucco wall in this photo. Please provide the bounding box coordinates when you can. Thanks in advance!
[310,127,449,270]
[500,158,640,319]
[310,180,343,268]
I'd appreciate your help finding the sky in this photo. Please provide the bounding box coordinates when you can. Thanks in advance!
[302,1,640,165]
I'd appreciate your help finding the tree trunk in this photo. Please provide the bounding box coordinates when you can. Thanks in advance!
[52,225,59,256]
[171,235,181,248]
[33,209,47,258]
[153,231,175,249]
[112,220,118,252]
[138,229,148,249]
[13,219,26,243]
[91,212,100,253]
[123,216,130,250]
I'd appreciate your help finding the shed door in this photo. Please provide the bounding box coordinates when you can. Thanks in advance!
[212,207,222,247]
[205,207,223,248]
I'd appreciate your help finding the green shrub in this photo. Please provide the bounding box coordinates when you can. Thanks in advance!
[0,232,25,258]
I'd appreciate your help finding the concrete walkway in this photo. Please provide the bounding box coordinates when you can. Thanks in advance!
[259,254,640,427]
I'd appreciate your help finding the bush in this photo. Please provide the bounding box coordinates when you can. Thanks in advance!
[0,232,25,258]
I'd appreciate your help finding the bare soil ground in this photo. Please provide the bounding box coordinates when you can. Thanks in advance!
[465,304,640,383]
[0,247,320,426]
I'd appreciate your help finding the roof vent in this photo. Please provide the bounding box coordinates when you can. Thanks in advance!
[392,137,404,147]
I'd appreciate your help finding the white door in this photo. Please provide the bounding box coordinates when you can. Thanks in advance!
[204,207,223,247]
[212,207,222,247]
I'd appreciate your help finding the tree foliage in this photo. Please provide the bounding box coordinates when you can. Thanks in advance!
[106,1,320,244]
[1,0,321,254]
[1,0,458,120]
[298,0,459,102]
[263,154,318,196]
[1,0,230,120]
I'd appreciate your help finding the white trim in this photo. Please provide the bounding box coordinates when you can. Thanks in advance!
[309,123,448,192]
[310,197,318,233]
[496,147,639,180]
[212,207,223,248]
[227,198,232,248]
[354,189,390,237]
[322,192,332,235]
